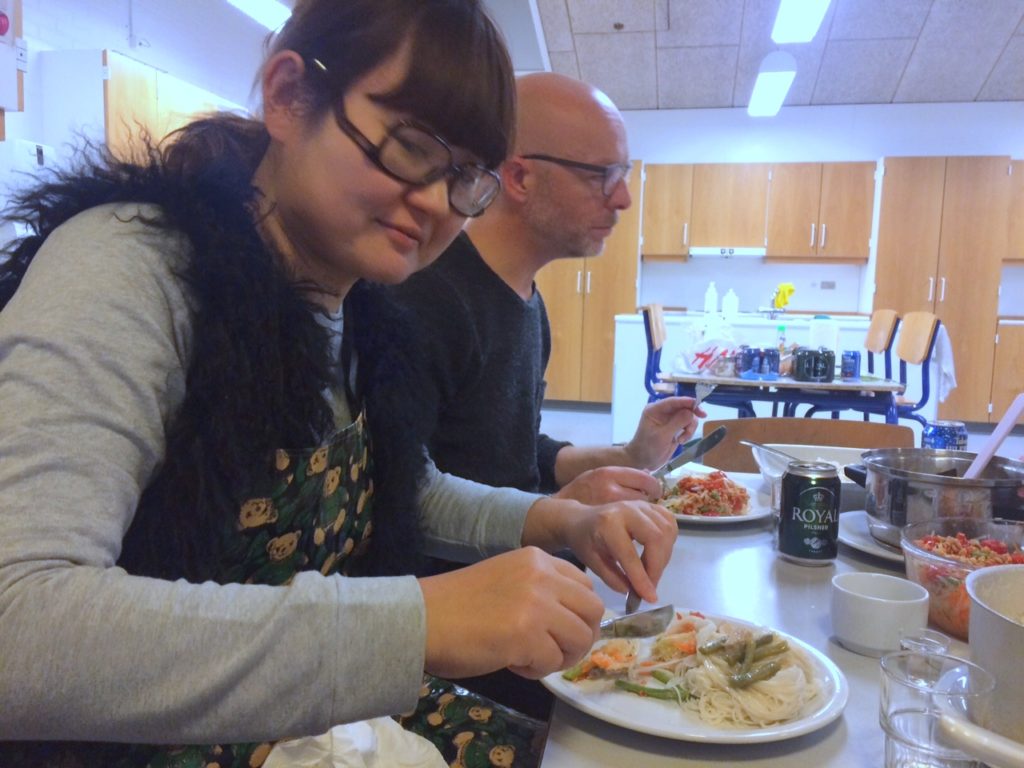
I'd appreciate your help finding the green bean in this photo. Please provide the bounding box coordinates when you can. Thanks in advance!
[728,660,781,689]
[615,679,690,701]
[562,661,588,681]
[698,637,727,655]
[651,669,674,684]
[752,639,789,662]
[738,638,757,674]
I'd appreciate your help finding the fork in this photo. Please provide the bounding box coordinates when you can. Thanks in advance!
[694,381,717,406]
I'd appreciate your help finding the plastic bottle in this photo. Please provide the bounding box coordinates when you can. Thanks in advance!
[703,281,718,315]
[722,289,739,321]
[776,324,787,353]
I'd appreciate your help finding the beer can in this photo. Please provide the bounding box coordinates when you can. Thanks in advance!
[777,461,841,566]
[841,350,861,380]
[921,420,968,451]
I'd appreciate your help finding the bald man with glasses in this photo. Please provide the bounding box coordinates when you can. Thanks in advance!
[393,72,704,508]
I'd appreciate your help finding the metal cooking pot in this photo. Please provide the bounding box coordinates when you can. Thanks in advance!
[844,448,1024,548]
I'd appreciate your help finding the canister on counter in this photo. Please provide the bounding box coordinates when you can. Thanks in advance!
[921,420,968,451]
[777,461,841,566]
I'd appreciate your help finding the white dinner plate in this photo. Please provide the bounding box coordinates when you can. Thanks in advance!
[542,612,849,744]
[838,510,905,563]
[665,469,773,525]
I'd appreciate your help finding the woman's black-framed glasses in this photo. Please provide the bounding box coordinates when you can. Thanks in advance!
[521,154,632,197]
[308,59,500,217]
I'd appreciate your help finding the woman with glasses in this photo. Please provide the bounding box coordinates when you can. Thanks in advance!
[0,1,676,767]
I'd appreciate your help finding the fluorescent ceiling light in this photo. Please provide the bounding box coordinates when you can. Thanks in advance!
[771,0,832,44]
[226,0,291,31]
[747,51,797,117]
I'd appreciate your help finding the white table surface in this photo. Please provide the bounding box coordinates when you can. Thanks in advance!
[539,476,969,768]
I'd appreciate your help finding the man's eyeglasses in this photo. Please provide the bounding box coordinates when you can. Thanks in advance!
[310,59,501,217]
[520,154,632,197]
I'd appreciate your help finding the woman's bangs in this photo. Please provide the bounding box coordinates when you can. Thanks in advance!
[376,4,514,168]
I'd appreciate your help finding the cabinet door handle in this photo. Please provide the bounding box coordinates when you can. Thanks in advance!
[927,276,934,302]
[576,270,582,293]
[586,271,592,294]
[810,222,815,248]
[939,276,946,302]
[682,222,688,246]
[819,223,827,248]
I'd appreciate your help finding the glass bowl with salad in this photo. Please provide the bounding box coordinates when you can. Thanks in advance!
[901,517,1024,640]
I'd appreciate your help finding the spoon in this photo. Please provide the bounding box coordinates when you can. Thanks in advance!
[963,392,1024,480]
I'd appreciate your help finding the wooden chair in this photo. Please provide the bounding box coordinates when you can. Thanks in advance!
[640,304,675,401]
[699,417,915,473]
[864,308,901,380]
[889,311,942,426]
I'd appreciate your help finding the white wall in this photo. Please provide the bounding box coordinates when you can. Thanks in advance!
[622,102,1024,316]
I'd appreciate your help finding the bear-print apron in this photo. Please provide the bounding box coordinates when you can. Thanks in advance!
[5,408,547,768]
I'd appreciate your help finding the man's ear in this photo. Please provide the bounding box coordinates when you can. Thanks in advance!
[262,50,311,142]
[500,157,531,204]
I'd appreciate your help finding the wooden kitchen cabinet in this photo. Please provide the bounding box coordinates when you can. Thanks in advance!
[875,155,1010,423]
[690,163,770,249]
[41,49,243,161]
[990,323,1024,420]
[641,163,693,258]
[1008,160,1024,262]
[766,162,874,260]
[537,166,642,402]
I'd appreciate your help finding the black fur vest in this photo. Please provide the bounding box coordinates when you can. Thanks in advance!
[0,135,427,580]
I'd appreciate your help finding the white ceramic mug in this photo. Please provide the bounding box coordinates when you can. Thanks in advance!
[831,572,929,657]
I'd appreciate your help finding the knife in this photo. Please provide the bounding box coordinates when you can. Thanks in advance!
[651,425,728,486]
[599,604,675,638]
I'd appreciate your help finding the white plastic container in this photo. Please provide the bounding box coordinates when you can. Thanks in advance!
[703,281,718,314]
[722,289,739,321]
[809,315,840,355]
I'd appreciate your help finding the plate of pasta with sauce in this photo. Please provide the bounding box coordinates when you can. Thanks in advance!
[660,468,772,525]
[542,609,848,743]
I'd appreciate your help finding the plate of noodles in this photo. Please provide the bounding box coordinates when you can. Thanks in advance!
[660,469,772,525]
[543,609,848,743]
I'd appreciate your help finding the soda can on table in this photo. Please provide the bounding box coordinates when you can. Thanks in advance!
[841,350,861,380]
[921,420,968,451]
[777,461,841,566]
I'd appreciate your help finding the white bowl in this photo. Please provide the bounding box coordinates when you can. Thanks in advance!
[759,444,865,483]
[966,564,1024,744]
[751,443,866,512]
[830,572,929,657]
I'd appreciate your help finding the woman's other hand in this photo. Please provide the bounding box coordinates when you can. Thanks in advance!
[552,466,663,505]
[418,547,603,680]
[522,497,676,605]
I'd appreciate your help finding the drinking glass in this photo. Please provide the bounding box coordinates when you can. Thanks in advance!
[879,651,995,768]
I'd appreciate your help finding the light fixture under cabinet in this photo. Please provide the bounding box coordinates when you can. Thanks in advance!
[747,50,797,117]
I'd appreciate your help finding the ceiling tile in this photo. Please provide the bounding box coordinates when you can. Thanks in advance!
[565,0,656,34]
[896,0,1023,102]
[537,0,575,51]
[575,32,659,109]
[547,50,582,80]
[828,0,932,40]
[812,39,915,104]
[657,0,744,47]
[979,34,1024,100]
[657,45,737,108]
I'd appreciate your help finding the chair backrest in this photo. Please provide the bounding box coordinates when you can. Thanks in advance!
[864,309,900,378]
[641,304,667,398]
[895,311,940,366]
[641,304,666,353]
[893,311,941,420]
[699,417,916,473]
